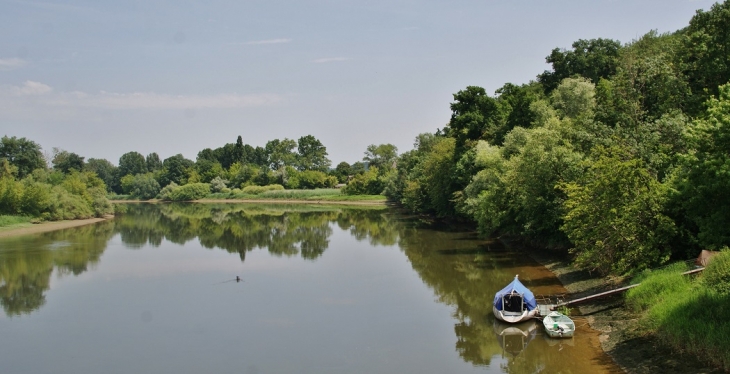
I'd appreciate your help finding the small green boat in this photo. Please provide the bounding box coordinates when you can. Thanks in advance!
[542,311,575,338]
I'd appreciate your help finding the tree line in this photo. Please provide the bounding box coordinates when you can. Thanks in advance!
[0,130,399,212]
[378,1,730,275]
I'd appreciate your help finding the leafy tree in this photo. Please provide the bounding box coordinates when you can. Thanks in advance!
[363,144,398,171]
[297,135,331,171]
[561,147,675,275]
[51,149,85,174]
[85,158,117,192]
[538,38,622,93]
[676,83,730,248]
[195,159,225,183]
[350,161,366,175]
[160,154,193,186]
[265,138,297,170]
[145,153,163,172]
[197,148,218,163]
[333,161,351,183]
[682,0,730,114]
[209,176,229,193]
[118,151,147,177]
[550,77,596,120]
[342,166,381,195]
[443,86,502,154]
[493,82,544,145]
[121,173,160,200]
[0,136,46,179]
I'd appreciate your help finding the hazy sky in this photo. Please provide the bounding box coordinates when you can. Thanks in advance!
[0,0,717,165]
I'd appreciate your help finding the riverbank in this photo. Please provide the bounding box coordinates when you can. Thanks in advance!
[530,251,722,373]
[110,198,389,206]
[0,216,113,239]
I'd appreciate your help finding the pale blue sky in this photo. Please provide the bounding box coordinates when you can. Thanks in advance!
[0,0,716,165]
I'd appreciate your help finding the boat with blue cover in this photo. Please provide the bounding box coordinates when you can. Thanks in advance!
[493,275,538,323]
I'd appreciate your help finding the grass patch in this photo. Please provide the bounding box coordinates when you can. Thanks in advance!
[626,258,730,371]
[0,215,34,228]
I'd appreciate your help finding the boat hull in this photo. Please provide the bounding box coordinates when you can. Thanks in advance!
[493,306,538,324]
[542,312,575,338]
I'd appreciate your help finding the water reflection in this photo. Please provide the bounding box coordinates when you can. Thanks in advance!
[116,203,395,261]
[0,203,619,373]
[0,221,115,316]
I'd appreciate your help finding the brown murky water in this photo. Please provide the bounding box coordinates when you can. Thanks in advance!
[0,203,621,373]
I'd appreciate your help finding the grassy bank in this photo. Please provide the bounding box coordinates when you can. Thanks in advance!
[529,249,722,373]
[0,215,33,229]
[626,253,730,371]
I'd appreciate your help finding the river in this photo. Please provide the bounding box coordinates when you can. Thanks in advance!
[0,203,621,373]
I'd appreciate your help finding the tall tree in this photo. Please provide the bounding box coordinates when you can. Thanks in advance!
[296,135,331,171]
[677,83,730,249]
[363,144,398,170]
[0,136,46,178]
[265,139,297,170]
[51,149,85,174]
[118,152,147,177]
[85,158,117,192]
[538,38,622,93]
[145,153,163,172]
[160,154,194,186]
[682,0,730,115]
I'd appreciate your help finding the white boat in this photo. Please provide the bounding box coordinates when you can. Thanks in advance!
[542,311,575,338]
[493,275,539,323]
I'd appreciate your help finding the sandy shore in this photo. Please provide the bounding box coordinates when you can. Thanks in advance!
[0,216,112,239]
[529,250,721,374]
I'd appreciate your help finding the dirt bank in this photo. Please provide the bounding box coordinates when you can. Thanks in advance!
[530,251,722,374]
[0,216,113,239]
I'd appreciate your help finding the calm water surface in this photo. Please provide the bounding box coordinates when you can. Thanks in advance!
[0,203,620,374]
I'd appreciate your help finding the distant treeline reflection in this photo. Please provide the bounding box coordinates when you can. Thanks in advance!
[116,203,398,261]
[0,203,397,316]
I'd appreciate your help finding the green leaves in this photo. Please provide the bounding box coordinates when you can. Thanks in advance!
[561,148,675,274]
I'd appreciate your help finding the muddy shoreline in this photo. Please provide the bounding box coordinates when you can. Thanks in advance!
[529,250,722,374]
[0,216,113,239]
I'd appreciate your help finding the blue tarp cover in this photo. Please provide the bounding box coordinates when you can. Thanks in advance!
[493,277,537,311]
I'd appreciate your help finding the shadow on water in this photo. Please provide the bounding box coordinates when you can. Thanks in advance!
[0,203,621,373]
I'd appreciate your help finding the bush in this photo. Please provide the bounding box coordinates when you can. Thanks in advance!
[158,182,179,200]
[703,250,730,295]
[242,184,284,195]
[167,183,210,201]
[209,176,229,193]
[128,173,160,200]
[342,167,382,195]
[48,186,94,220]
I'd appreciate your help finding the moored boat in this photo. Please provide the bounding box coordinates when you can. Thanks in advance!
[493,275,538,323]
[542,311,575,338]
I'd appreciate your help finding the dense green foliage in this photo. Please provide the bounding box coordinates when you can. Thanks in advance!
[384,1,730,277]
[162,183,210,201]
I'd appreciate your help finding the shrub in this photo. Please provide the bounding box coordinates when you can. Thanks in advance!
[158,182,179,200]
[209,176,229,193]
[167,183,210,201]
[242,184,284,195]
[48,186,94,220]
[128,173,160,200]
[342,167,382,195]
